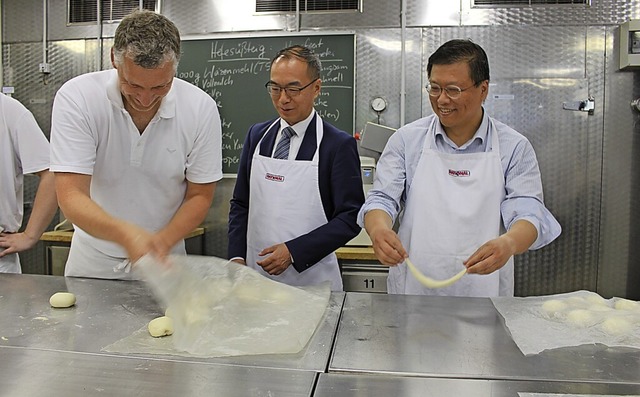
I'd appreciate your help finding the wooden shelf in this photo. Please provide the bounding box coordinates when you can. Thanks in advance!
[40,227,205,243]
[335,246,377,261]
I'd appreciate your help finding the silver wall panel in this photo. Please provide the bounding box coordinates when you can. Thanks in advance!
[2,40,100,134]
[409,0,640,27]
[451,0,639,27]
[3,0,118,42]
[355,28,422,134]
[2,0,44,43]
[45,0,114,41]
[599,25,640,300]
[423,25,587,80]
[166,0,401,34]
[302,2,400,29]
[461,1,590,26]
[407,0,461,27]
[163,0,287,34]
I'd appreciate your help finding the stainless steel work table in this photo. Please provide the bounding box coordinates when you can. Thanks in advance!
[0,346,316,397]
[0,273,344,373]
[315,373,640,396]
[329,293,640,384]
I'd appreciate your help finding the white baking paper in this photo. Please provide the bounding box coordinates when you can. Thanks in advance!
[492,290,640,356]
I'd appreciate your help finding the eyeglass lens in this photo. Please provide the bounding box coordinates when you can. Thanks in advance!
[427,84,462,99]
[267,86,301,97]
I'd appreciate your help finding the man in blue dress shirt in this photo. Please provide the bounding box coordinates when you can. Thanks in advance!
[359,39,561,297]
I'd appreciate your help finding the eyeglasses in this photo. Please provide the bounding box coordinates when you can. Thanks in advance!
[426,82,478,99]
[265,79,318,98]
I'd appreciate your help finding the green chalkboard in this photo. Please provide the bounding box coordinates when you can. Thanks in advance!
[176,33,355,175]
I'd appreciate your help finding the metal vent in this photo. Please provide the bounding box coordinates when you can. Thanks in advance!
[473,0,589,6]
[256,0,361,13]
[68,0,158,25]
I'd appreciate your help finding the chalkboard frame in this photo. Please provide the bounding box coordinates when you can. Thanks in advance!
[177,31,356,176]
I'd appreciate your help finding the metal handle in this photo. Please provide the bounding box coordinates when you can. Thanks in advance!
[562,97,595,115]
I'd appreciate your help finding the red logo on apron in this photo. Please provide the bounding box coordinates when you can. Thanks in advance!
[448,169,470,177]
[265,173,285,182]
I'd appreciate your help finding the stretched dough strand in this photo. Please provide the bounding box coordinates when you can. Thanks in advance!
[405,258,467,289]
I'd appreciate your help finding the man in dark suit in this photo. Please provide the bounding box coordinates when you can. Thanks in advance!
[228,45,364,291]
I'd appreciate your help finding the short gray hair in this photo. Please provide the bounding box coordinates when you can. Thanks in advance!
[271,45,322,81]
[112,10,181,71]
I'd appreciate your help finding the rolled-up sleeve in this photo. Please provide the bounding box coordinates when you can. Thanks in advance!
[500,136,561,249]
[357,119,428,227]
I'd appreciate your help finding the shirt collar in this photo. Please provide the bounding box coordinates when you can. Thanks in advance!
[279,109,316,138]
[435,108,489,150]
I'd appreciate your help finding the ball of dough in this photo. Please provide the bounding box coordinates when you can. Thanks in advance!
[600,317,633,335]
[49,292,76,308]
[566,309,595,327]
[585,294,608,306]
[541,299,567,314]
[148,316,174,338]
[614,298,639,311]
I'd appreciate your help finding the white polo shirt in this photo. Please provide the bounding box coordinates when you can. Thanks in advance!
[0,93,49,234]
[50,69,222,263]
[0,93,49,273]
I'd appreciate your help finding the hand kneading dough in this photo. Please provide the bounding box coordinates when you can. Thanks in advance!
[148,316,174,337]
[49,292,76,308]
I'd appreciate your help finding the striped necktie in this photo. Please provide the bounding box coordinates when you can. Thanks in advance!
[273,127,296,159]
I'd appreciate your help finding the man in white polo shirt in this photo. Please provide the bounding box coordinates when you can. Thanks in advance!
[50,10,222,279]
[0,94,58,273]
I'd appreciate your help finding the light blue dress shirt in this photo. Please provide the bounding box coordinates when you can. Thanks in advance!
[357,110,561,250]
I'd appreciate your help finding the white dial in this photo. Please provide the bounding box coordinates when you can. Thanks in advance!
[371,97,387,112]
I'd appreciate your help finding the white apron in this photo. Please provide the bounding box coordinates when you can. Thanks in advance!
[246,115,342,291]
[65,227,186,279]
[390,117,514,297]
[0,252,20,273]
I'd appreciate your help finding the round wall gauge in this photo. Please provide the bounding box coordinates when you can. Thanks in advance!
[371,97,387,112]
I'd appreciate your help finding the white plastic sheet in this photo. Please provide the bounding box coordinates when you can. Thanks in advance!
[492,290,640,356]
[106,254,330,357]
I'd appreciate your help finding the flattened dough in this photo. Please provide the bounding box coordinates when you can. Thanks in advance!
[405,258,466,289]
[49,292,76,308]
[148,316,174,337]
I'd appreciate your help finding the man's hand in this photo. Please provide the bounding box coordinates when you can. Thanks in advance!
[256,243,291,275]
[370,227,407,266]
[0,232,38,257]
[463,235,516,275]
[364,209,407,266]
[120,225,156,263]
[464,219,538,274]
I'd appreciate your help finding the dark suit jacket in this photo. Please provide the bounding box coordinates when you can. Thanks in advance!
[228,114,364,272]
